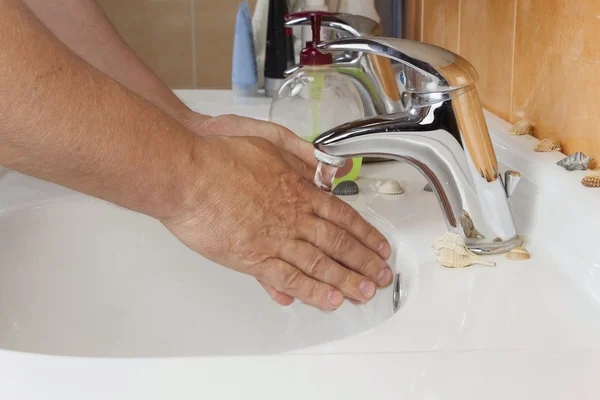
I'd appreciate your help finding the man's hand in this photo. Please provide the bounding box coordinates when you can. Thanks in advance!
[183,113,328,306]
[162,136,393,311]
[183,112,317,171]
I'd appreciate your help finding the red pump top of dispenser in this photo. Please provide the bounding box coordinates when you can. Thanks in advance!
[285,11,333,66]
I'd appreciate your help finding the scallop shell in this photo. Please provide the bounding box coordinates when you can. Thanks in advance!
[506,246,531,261]
[332,180,359,196]
[431,232,496,268]
[534,138,561,152]
[581,170,600,188]
[556,152,593,171]
[509,121,535,136]
[378,180,404,195]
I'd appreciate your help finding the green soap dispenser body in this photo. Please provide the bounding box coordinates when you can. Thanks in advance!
[269,65,364,183]
[268,12,365,183]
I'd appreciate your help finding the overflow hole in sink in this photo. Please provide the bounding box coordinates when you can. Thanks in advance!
[392,272,402,313]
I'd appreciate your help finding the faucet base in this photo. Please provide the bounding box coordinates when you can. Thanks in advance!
[468,235,523,255]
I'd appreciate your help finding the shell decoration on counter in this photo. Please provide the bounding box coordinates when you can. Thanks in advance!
[460,210,485,239]
[431,232,496,268]
[332,180,359,196]
[581,169,600,188]
[534,138,561,152]
[506,246,531,261]
[377,179,404,195]
[556,152,594,171]
[509,120,535,136]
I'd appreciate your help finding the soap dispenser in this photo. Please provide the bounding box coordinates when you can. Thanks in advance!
[269,11,365,183]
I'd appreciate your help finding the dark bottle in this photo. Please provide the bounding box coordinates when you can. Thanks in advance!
[264,0,291,97]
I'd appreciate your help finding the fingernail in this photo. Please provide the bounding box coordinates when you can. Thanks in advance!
[327,290,344,308]
[378,241,392,260]
[377,268,393,287]
[359,281,376,299]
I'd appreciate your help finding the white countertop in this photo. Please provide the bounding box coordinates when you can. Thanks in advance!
[1,90,599,400]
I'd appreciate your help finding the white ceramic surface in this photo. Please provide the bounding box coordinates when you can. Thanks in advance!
[1,90,599,399]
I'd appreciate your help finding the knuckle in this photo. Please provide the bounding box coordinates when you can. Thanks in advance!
[305,250,327,276]
[360,254,382,276]
[339,268,353,289]
[306,280,320,301]
[331,229,350,253]
[283,268,305,292]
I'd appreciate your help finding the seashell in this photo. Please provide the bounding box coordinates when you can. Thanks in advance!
[581,170,600,188]
[556,152,594,171]
[509,121,535,136]
[423,183,433,192]
[431,232,496,268]
[506,246,531,261]
[460,210,485,239]
[378,179,404,195]
[534,138,561,152]
[332,180,359,196]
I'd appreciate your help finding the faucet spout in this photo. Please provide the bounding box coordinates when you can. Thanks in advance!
[314,97,522,254]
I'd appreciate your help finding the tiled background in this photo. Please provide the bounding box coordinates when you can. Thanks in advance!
[97,0,257,89]
[404,0,600,162]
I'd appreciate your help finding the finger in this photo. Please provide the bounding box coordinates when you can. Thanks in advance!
[269,123,319,169]
[297,215,394,288]
[279,240,377,303]
[280,150,316,182]
[257,279,295,306]
[310,187,392,260]
[256,258,344,311]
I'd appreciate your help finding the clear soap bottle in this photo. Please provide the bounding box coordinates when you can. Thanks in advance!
[269,12,365,183]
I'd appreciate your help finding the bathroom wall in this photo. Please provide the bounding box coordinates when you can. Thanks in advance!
[97,0,257,89]
[403,0,600,162]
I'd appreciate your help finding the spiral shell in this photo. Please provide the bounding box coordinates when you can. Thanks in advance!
[506,246,531,261]
[534,138,561,152]
[431,232,496,268]
[556,152,593,171]
[378,180,404,195]
[509,121,535,136]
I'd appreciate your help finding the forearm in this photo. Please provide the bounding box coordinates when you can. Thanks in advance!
[21,0,205,124]
[0,0,205,220]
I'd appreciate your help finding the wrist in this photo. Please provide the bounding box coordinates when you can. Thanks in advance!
[159,135,213,224]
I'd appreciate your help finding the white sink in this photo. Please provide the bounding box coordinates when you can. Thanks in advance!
[2,91,600,400]
[0,181,417,357]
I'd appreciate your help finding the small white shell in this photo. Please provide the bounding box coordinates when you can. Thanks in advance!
[506,246,531,261]
[534,138,561,152]
[509,121,535,136]
[378,180,404,195]
[431,232,496,268]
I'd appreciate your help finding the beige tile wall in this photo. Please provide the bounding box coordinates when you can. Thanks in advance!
[405,0,600,163]
[97,0,255,89]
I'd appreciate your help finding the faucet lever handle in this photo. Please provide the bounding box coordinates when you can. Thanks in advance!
[318,37,479,94]
[503,171,522,200]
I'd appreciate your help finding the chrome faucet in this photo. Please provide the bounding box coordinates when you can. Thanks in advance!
[284,12,406,117]
[312,37,522,254]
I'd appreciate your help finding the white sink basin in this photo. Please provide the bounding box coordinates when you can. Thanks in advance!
[0,184,417,357]
[2,91,600,400]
